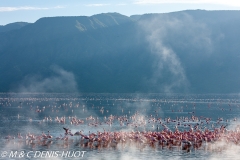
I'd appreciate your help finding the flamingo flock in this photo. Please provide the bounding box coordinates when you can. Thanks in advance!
[2,112,240,152]
[1,93,240,153]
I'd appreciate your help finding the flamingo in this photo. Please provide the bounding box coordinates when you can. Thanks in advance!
[47,131,53,139]
[63,127,69,135]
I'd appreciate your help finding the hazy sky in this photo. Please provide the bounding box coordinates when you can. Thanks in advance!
[1,0,240,25]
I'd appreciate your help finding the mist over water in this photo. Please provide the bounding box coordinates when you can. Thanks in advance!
[138,13,214,93]
[1,10,240,160]
[1,93,240,160]
[15,65,78,93]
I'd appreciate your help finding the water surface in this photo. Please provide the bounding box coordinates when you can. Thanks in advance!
[0,93,240,160]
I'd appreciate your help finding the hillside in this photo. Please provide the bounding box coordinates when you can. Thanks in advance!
[0,22,30,32]
[0,10,240,93]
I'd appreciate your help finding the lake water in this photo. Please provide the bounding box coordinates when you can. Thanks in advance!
[0,93,240,160]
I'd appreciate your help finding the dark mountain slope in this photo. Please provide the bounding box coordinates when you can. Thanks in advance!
[0,22,30,33]
[0,11,240,93]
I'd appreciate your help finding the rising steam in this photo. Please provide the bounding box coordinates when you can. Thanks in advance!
[16,65,78,93]
[138,13,212,93]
